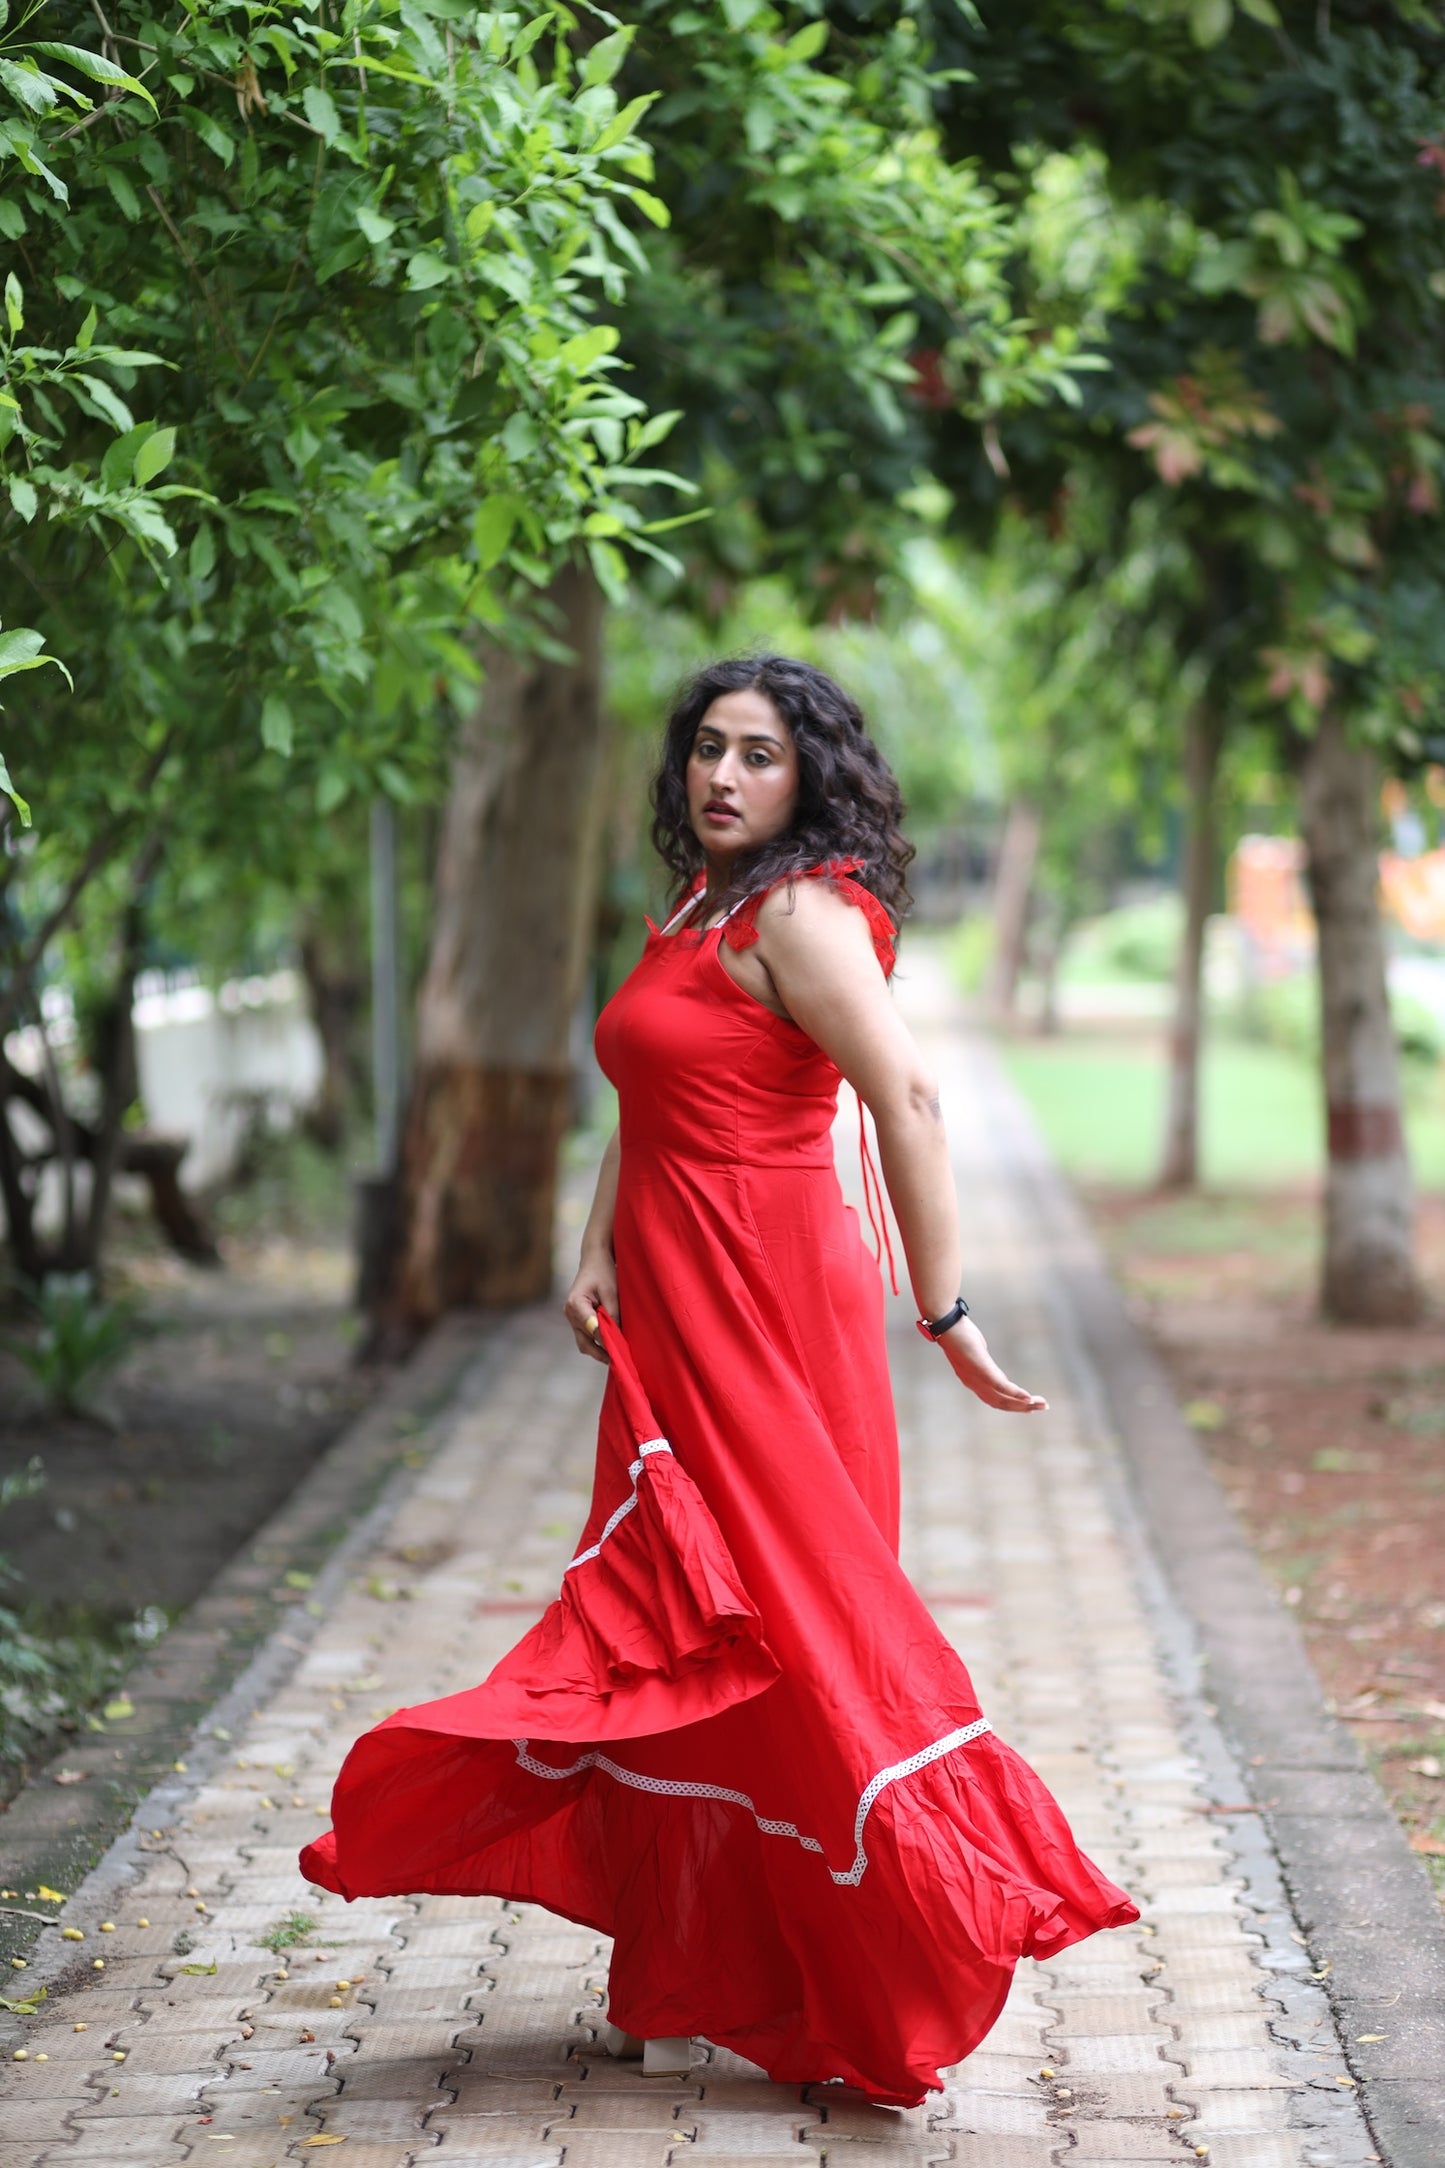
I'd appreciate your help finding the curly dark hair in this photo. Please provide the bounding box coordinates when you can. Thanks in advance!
[649,654,914,931]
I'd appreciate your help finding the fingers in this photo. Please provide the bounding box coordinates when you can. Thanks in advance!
[941,1333,1047,1412]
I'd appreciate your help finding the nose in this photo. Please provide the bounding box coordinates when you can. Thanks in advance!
[711,748,742,793]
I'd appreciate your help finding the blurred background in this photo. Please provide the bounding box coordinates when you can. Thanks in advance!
[4,2,1445,1873]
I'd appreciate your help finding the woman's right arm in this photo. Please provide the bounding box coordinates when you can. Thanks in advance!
[563,1126,621,1362]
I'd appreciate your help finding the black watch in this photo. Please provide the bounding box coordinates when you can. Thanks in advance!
[916,1295,970,1343]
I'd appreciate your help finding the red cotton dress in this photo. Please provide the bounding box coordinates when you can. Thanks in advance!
[301,860,1137,2106]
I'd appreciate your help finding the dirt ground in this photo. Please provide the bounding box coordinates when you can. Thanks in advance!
[0,1163,376,1795]
[1087,1184,1445,1889]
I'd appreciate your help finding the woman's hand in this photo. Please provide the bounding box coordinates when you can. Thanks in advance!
[564,1249,618,1363]
[936,1316,1046,1413]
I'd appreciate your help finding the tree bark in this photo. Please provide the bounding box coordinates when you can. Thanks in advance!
[1158,701,1224,1190]
[987,798,1041,1024]
[383,561,608,1326]
[298,922,366,1152]
[1298,709,1422,1324]
[83,840,159,1279]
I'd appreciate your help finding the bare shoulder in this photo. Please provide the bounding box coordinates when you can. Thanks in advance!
[753,876,876,965]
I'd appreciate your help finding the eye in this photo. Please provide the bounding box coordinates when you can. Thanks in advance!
[746,748,774,767]
[692,735,721,760]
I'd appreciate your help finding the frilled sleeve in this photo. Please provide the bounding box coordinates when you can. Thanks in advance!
[721,858,897,980]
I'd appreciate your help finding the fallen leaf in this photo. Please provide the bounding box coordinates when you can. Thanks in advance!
[102,1698,135,1722]
[1409,1832,1445,1856]
[1408,1757,1443,1779]
[178,1961,219,1976]
[1184,1398,1226,1430]
[1356,2034,1387,2043]
[53,1769,87,1786]
[35,1886,67,1904]
[303,2136,347,2146]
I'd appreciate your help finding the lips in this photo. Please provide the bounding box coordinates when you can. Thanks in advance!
[703,800,739,823]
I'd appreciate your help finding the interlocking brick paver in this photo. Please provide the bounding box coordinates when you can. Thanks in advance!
[0,960,1383,2168]
[1052,2127,1185,2161]
[30,2115,193,2158]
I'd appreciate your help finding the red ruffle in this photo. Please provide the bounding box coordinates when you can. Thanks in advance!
[721,857,897,978]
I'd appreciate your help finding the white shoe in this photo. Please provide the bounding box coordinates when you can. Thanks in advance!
[642,2035,692,2077]
[602,2022,644,2058]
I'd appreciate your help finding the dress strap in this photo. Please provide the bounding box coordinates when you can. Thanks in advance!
[720,859,897,979]
[857,1094,900,1296]
[657,876,708,936]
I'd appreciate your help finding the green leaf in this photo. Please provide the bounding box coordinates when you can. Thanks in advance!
[0,628,45,670]
[356,206,395,244]
[1189,0,1233,45]
[188,523,215,582]
[4,271,21,335]
[104,166,141,221]
[625,189,670,229]
[629,408,683,456]
[0,624,71,691]
[473,495,518,570]
[316,765,350,815]
[1237,0,1280,19]
[581,28,633,86]
[191,110,235,167]
[556,324,619,373]
[0,1987,46,2014]
[100,422,154,491]
[7,475,37,522]
[587,536,629,604]
[30,41,157,111]
[260,693,293,755]
[303,84,341,146]
[0,200,25,240]
[72,373,133,433]
[133,426,176,485]
[404,252,451,291]
[0,752,31,827]
[592,93,658,156]
[74,303,97,352]
[0,56,71,117]
[782,21,829,63]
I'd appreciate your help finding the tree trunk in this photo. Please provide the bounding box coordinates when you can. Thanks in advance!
[298,923,366,1152]
[1298,709,1422,1324]
[383,561,607,1327]
[83,843,157,1280]
[1159,701,1224,1190]
[987,798,1041,1024]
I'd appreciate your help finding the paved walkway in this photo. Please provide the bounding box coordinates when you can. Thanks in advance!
[0,956,1388,2167]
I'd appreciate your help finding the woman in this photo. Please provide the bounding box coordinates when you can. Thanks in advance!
[302,655,1136,2107]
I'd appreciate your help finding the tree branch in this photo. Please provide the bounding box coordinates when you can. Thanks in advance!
[0,732,174,1043]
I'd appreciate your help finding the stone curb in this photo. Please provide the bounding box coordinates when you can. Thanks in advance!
[980,1028,1445,2168]
[0,1309,499,2028]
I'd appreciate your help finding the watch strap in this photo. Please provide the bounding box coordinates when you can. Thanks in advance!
[916,1295,970,1342]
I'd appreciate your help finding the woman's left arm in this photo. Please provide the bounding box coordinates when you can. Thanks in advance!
[756,883,1045,1414]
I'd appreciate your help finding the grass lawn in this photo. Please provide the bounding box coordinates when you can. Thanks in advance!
[1001,1027,1445,1190]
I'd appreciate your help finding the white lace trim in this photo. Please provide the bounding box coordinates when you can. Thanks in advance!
[511,1717,993,1886]
[564,1439,672,1573]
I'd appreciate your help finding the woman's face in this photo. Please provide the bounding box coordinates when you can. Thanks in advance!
[686,689,799,865]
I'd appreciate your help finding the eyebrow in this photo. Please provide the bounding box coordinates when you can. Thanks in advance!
[696,729,787,751]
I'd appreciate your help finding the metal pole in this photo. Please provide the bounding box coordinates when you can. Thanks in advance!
[369,797,402,1174]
